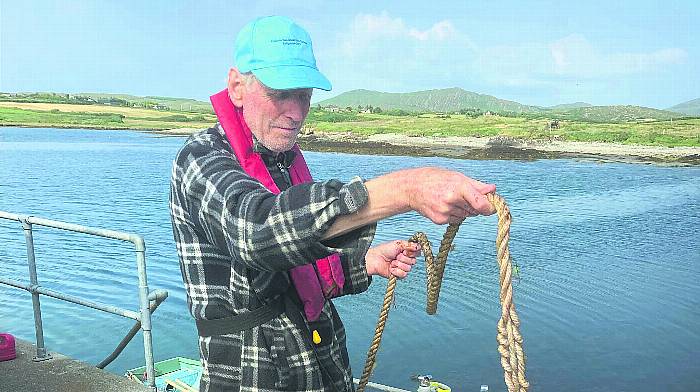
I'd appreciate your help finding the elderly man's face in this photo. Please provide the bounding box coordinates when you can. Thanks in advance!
[240,78,312,153]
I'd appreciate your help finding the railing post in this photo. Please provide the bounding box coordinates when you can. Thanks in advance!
[22,218,52,362]
[133,235,156,391]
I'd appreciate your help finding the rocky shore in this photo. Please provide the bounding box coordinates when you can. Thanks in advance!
[156,128,700,165]
[298,132,700,165]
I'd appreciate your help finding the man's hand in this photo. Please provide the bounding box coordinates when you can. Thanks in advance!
[365,240,421,279]
[322,166,497,240]
[406,167,496,225]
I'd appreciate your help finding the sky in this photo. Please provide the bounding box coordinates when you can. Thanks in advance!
[1,0,698,109]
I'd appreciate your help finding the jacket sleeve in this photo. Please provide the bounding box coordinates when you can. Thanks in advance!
[322,225,376,296]
[170,132,376,274]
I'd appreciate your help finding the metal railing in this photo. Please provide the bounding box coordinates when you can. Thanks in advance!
[0,210,168,391]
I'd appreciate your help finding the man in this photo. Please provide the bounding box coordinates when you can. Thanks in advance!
[169,16,496,392]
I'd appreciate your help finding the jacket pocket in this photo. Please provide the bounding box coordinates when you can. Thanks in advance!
[261,313,322,390]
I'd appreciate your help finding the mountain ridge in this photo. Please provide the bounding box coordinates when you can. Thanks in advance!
[317,88,691,122]
[2,90,696,121]
[666,98,700,116]
[317,87,542,113]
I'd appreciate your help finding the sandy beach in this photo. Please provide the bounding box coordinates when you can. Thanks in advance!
[152,128,700,165]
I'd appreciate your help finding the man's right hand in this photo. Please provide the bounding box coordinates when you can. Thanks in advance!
[405,167,496,224]
[322,166,497,240]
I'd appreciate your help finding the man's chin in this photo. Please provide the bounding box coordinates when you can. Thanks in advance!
[267,139,297,153]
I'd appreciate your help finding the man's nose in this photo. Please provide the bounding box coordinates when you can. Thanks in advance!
[282,99,308,123]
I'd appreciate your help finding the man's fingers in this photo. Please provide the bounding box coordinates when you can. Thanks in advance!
[391,267,408,279]
[397,240,420,251]
[390,262,412,279]
[402,248,422,258]
[445,199,486,224]
[462,188,496,215]
[479,183,497,195]
[396,253,417,265]
[393,260,410,271]
[453,204,480,218]
[448,215,466,225]
[394,241,421,258]
[463,204,479,217]
[465,178,496,195]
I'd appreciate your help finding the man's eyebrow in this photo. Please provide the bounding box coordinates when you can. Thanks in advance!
[264,88,312,98]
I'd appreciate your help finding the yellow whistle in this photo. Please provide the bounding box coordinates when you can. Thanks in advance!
[312,330,321,344]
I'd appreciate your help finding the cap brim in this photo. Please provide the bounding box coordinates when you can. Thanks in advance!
[252,65,332,91]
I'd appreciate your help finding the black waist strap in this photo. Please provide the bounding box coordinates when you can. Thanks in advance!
[196,296,285,337]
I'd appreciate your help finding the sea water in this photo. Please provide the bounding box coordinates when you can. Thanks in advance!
[1,127,698,391]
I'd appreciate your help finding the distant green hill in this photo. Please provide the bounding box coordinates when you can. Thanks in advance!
[548,102,592,109]
[2,90,692,123]
[317,88,542,113]
[318,88,690,122]
[542,105,684,123]
[666,98,700,116]
[0,91,212,113]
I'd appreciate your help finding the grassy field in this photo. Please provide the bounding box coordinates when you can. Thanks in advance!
[0,102,216,131]
[1,102,699,147]
[0,92,213,113]
[306,111,700,147]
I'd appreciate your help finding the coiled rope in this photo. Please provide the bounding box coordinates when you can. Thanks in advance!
[356,193,529,392]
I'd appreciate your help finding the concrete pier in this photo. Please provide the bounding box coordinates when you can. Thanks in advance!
[0,338,149,392]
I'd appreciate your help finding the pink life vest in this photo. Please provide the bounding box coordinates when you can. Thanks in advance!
[210,89,344,322]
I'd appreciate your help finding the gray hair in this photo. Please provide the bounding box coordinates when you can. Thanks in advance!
[240,71,258,86]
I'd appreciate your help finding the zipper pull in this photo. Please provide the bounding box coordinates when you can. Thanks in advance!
[277,162,292,186]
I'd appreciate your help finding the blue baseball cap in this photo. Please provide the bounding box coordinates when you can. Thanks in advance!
[234,16,332,91]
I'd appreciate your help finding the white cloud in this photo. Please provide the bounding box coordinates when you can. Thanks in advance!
[550,34,687,77]
[323,12,477,92]
[339,12,473,58]
[318,12,688,105]
[471,33,688,98]
[349,12,408,37]
[408,20,458,41]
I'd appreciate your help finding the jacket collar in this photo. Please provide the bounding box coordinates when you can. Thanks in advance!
[252,135,297,168]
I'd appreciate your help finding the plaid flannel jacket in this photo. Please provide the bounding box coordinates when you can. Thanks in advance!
[169,124,376,392]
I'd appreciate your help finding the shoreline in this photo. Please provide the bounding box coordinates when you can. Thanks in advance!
[296,132,700,166]
[5,124,699,165]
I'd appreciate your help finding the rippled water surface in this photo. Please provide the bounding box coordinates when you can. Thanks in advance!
[1,127,698,391]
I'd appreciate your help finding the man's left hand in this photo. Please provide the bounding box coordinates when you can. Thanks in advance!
[365,240,421,279]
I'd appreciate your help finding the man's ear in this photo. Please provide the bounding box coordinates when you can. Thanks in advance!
[227,68,245,108]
